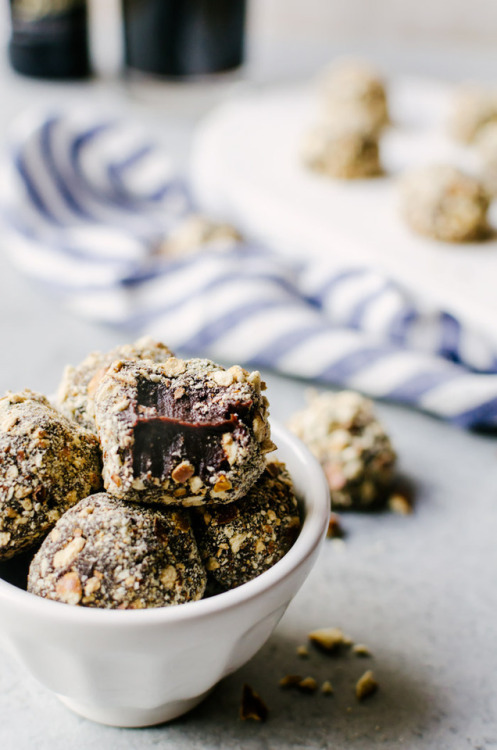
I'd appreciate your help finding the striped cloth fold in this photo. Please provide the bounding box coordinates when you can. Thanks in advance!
[2,109,497,429]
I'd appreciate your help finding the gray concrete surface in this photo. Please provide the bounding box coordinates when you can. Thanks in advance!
[0,40,496,750]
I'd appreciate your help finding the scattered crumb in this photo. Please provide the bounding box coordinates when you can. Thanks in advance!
[308,627,353,653]
[296,645,309,658]
[353,644,372,658]
[279,674,303,689]
[298,676,319,694]
[240,684,268,721]
[388,493,413,515]
[355,670,378,701]
[321,680,334,695]
[326,513,345,539]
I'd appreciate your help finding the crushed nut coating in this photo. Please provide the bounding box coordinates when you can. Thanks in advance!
[94,358,273,506]
[240,684,268,722]
[28,493,206,608]
[56,336,174,432]
[194,461,301,590]
[355,670,378,701]
[289,390,396,510]
[0,391,101,561]
[308,627,353,654]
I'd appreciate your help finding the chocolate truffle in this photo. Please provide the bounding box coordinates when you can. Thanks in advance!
[28,493,206,608]
[399,165,489,242]
[288,391,396,510]
[449,85,497,144]
[0,391,101,560]
[319,59,389,135]
[475,122,497,196]
[56,336,174,432]
[195,461,301,590]
[302,119,381,180]
[94,358,274,506]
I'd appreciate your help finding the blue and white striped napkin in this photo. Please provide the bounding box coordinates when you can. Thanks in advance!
[2,110,497,429]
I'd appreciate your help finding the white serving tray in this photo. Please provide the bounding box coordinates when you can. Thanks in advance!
[191,76,497,346]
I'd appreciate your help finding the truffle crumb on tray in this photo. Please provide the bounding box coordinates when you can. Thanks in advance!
[55,336,174,432]
[194,461,301,590]
[0,390,101,561]
[289,391,396,510]
[28,493,206,609]
[94,358,274,507]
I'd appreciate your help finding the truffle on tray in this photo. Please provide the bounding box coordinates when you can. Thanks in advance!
[94,358,275,506]
[56,336,174,433]
[194,461,301,590]
[448,85,497,144]
[319,59,390,135]
[302,119,382,179]
[288,390,396,510]
[28,493,206,608]
[399,164,489,243]
[0,390,101,560]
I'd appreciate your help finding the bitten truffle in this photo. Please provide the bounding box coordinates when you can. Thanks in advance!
[94,358,274,506]
[0,391,101,560]
[399,165,489,243]
[28,493,206,608]
[288,391,396,510]
[56,336,174,432]
[194,461,301,590]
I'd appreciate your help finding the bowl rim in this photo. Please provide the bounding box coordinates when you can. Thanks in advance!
[0,421,330,627]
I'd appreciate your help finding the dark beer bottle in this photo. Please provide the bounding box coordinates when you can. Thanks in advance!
[8,0,90,79]
[122,0,247,79]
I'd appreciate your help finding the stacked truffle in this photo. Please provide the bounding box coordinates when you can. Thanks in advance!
[302,59,389,180]
[0,337,301,609]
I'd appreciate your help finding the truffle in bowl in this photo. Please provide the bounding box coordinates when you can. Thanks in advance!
[0,422,329,727]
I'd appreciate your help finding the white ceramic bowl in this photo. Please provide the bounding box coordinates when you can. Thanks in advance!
[0,422,329,728]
